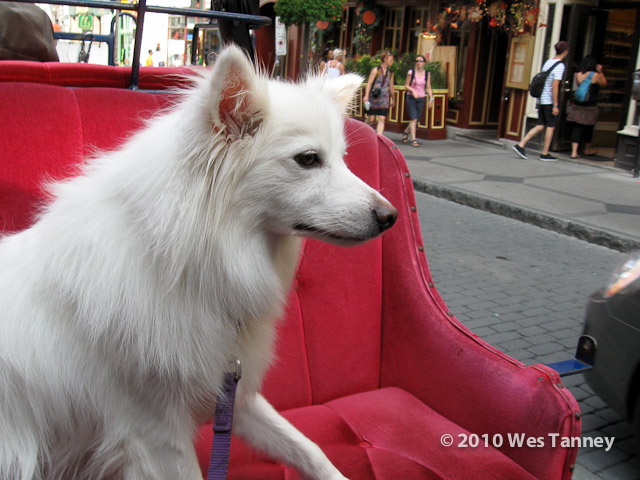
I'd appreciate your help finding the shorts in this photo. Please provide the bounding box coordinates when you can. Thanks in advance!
[406,95,426,121]
[536,104,558,128]
[367,107,389,116]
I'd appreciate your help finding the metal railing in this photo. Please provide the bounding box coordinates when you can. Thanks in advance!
[10,0,270,88]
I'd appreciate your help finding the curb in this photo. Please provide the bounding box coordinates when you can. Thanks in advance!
[413,179,640,253]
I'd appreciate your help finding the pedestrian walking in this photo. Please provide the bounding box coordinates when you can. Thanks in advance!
[402,54,434,147]
[568,55,607,159]
[323,48,344,78]
[513,41,570,161]
[363,52,395,135]
[319,48,333,74]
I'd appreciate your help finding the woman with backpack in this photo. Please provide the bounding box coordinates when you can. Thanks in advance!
[363,52,395,135]
[568,55,607,159]
[402,54,434,147]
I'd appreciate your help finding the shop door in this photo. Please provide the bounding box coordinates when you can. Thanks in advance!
[467,23,508,129]
[552,4,606,151]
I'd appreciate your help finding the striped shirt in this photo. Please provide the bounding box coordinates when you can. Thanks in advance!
[539,58,565,105]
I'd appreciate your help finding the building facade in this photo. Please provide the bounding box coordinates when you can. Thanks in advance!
[262,0,639,169]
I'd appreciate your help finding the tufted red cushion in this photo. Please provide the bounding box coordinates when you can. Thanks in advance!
[196,388,539,479]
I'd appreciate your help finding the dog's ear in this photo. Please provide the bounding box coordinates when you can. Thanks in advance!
[208,46,268,139]
[311,73,364,113]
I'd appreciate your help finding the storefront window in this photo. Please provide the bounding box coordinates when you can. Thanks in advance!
[600,9,636,123]
[382,7,402,51]
[407,8,430,53]
[169,16,187,40]
[443,28,469,101]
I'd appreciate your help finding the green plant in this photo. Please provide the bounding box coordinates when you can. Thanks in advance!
[395,52,417,85]
[358,50,399,81]
[344,54,379,80]
[345,51,447,89]
[426,62,447,89]
[275,0,345,28]
[393,52,447,89]
[275,0,346,75]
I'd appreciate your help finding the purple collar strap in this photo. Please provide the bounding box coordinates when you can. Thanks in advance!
[207,359,241,480]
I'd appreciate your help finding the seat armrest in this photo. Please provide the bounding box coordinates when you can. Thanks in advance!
[374,133,580,480]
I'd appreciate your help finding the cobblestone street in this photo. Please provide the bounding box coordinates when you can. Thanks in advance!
[415,191,639,479]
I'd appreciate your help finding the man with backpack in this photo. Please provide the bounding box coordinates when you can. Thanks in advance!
[513,41,570,161]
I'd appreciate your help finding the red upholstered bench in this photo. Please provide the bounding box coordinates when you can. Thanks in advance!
[0,61,580,479]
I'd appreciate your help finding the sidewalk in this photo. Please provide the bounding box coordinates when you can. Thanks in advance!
[388,132,640,252]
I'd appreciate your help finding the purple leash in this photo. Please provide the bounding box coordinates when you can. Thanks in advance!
[207,359,241,480]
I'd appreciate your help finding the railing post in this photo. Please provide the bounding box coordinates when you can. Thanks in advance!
[130,0,147,90]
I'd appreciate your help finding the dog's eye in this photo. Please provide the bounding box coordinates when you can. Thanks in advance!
[294,151,321,168]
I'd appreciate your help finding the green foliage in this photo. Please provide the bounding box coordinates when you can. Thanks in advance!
[426,63,447,90]
[275,0,346,28]
[344,54,380,80]
[395,52,417,85]
[394,52,447,89]
[344,50,447,89]
[343,50,397,83]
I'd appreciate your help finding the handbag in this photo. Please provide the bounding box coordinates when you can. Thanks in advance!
[573,71,595,103]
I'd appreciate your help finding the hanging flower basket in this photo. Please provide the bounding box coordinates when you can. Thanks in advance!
[434,0,537,39]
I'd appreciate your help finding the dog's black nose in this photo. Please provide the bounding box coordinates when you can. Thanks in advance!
[375,204,398,232]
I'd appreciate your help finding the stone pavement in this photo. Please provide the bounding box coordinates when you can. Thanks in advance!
[386,132,640,252]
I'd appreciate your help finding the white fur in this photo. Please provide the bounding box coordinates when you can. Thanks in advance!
[0,46,396,480]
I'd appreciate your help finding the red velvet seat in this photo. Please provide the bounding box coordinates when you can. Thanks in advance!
[0,62,581,479]
[198,387,539,479]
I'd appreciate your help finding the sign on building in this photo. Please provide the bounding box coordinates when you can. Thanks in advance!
[78,14,93,31]
[275,16,286,57]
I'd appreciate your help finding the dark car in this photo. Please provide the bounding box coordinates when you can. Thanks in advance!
[582,251,640,435]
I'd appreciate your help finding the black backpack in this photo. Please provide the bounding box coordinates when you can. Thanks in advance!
[529,61,563,98]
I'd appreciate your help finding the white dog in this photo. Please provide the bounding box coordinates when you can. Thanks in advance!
[0,46,397,479]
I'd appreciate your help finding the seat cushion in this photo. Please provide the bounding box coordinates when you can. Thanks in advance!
[196,387,537,479]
